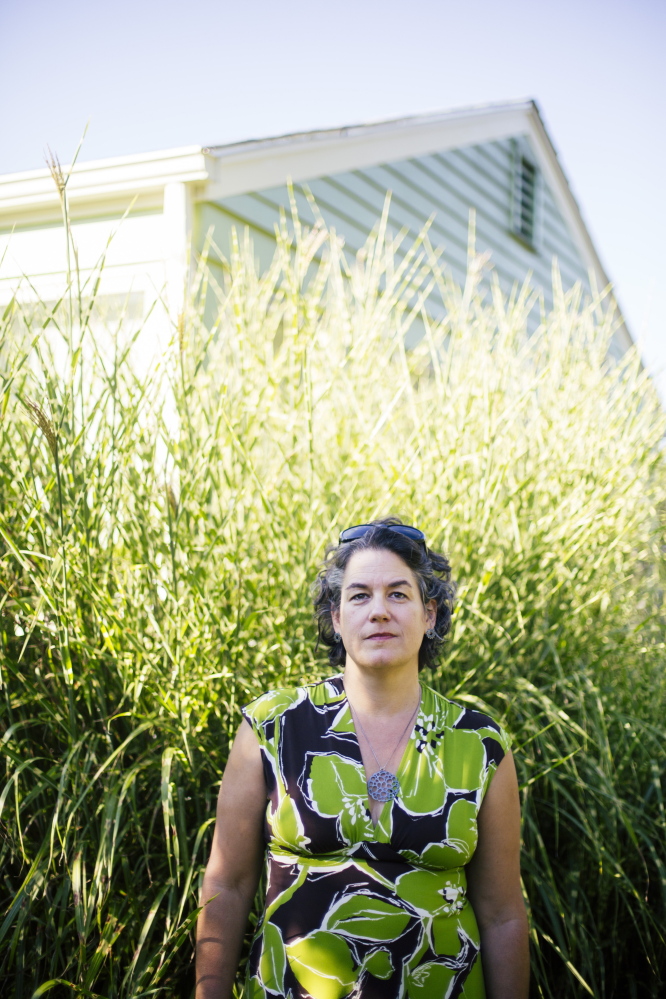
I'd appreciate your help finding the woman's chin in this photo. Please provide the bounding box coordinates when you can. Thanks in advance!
[348,648,414,672]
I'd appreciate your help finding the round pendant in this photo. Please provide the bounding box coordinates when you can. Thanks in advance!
[367,769,401,803]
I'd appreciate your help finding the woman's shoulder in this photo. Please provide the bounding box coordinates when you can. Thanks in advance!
[242,674,345,727]
[421,684,512,753]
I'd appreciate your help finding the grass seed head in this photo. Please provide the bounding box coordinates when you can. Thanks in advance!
[45,147,66,197]
[24,400,58,461]
[166,482,179,518]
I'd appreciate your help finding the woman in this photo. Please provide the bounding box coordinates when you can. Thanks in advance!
[196,519,529,999]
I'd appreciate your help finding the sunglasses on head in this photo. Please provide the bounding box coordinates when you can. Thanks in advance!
[339,523,427,548]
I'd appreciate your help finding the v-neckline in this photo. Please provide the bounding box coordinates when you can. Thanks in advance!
[340,679,423,832]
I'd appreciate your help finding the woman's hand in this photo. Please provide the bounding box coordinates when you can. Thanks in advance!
[195,720,267,999]
[466,752,530,999]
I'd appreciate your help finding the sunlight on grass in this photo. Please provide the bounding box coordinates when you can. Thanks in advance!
[1,190,665,997]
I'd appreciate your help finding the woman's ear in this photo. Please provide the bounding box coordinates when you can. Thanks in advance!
[331,604,340,633]
[425,599,437,631]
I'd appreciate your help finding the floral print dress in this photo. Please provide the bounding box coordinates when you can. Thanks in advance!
[241,674,511,999]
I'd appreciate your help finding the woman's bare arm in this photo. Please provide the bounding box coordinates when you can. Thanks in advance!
[466,752,530,999]
[195,720,267,999]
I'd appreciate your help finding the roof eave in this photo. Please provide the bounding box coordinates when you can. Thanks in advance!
[203,100,537,200]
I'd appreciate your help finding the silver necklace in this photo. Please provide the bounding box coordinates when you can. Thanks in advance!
[346,690,422,803]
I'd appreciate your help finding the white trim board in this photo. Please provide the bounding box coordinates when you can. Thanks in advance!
[0,147,211,215]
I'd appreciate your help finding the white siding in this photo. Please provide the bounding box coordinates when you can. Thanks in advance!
[0,209,176,373]
[0,210,167,305]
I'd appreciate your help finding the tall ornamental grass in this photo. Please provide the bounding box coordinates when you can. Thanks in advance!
[1,194,665,998]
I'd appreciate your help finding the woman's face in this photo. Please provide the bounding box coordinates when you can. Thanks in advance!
[331,547,436,674]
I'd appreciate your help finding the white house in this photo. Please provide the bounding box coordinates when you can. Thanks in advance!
[0,99,633,361]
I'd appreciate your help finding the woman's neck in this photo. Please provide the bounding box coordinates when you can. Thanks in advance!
[342,660,421,716]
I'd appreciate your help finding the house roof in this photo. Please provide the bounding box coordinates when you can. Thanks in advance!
[0,99,631,349]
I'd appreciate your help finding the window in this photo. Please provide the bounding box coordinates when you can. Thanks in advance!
[511,143,539,250]
[517,157,536,243]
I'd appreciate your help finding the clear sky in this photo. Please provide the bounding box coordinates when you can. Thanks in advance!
[2,0,664,392]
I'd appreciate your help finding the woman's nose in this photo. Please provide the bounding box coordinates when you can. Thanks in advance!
[369,597,390,619]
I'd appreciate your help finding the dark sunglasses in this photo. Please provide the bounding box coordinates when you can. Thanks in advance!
[339,523,427,548]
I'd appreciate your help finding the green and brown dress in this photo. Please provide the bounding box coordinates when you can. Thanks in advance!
[241,674,511,999]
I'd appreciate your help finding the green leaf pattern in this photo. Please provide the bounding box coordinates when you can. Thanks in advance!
[242,676,510,998]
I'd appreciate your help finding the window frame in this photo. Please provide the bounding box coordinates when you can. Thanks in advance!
[509,138,542,253]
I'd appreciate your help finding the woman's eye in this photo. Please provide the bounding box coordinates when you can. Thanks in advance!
[391,591,407,599]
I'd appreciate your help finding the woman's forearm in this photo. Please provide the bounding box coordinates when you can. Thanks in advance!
[479,913,530,999]
[195,875,258,999]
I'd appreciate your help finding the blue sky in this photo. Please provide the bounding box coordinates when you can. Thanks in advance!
[2,0,664,392]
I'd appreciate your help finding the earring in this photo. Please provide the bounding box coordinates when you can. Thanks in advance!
[425,628,436,640]
[333,631,342,642]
